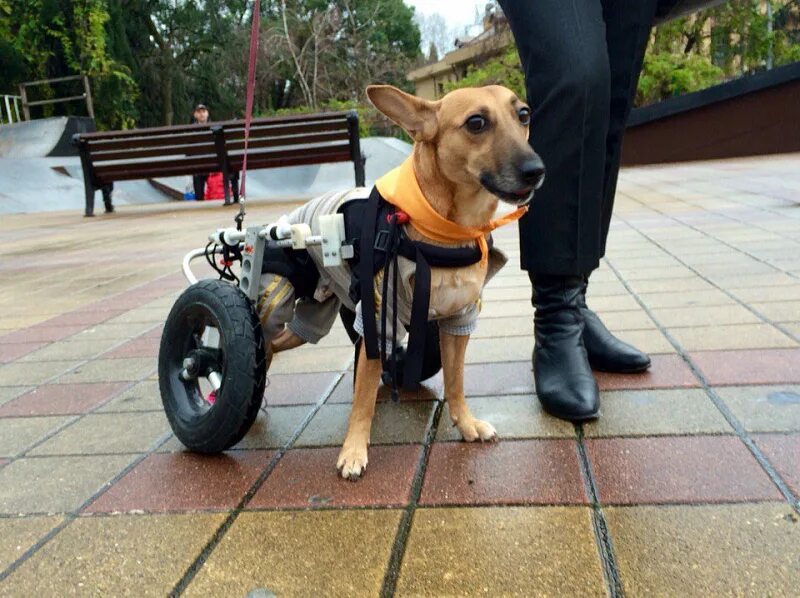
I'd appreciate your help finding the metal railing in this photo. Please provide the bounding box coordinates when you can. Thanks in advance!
[18,74,94,121]
[1,95,22,125]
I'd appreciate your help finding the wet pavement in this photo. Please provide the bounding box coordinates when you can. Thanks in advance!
[1,154,799,596]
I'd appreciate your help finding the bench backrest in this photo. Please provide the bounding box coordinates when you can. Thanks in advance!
[74,110,363,187]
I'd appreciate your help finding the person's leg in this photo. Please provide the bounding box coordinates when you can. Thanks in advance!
[500,0,611,275]
[580,0,659,373]
[598,0,659,255]
[193,175,207,201]
[499,0,610,420]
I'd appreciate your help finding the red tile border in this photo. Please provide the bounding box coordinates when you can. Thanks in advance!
[102,336,161,359]
[0,342,46,364]
[587,436,783,505]
[85,450,272,513]
[690,349,800,385]
[753,434,800,495]
[0,325,86,345]
[0,382,128,417]
[41,310,126,328]
[595,355,699,391]
[250,445,421,509]
[420,439,588,506]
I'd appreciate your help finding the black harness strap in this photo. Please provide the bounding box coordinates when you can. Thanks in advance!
[353,188,490,395]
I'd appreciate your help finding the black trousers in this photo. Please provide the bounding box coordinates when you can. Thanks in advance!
[498,0,659,275]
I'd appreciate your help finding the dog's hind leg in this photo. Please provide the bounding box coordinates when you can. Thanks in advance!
[337,342,381,480]
[441,331,497,442]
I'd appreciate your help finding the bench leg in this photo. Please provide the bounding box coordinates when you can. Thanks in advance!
[84,185,96,217]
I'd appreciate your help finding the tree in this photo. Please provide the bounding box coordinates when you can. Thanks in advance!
[0,0,138,129]
[443,47,525,100]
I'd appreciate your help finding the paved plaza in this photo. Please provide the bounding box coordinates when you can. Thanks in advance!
[1,154,799,596]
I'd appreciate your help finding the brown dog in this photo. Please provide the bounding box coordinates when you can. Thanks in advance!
[273,84,544,479]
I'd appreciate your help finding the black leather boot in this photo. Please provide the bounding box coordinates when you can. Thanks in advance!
[532,274,599,421]
[579,276,651,373]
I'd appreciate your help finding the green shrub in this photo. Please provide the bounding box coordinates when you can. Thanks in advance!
[637,51,725,105]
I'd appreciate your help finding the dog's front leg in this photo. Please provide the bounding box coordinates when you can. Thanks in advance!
[337,342,381,480]
[441,331,497,442]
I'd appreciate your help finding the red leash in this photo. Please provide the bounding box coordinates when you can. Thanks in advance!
[237,0,261,227]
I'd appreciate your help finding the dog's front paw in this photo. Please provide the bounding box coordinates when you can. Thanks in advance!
[336,443,369,481]
[456,417,497,443]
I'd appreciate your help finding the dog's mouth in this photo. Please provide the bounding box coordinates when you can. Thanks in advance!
[480,173,542,206]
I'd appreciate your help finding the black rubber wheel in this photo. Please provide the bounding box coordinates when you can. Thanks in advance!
[159,279,267,453]
[339,306,441,389]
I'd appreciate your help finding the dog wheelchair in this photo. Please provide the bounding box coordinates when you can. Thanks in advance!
[158,215,442,454]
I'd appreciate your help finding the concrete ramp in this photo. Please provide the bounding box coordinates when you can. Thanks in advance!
[0,136,412,215]
[0,116,95,158]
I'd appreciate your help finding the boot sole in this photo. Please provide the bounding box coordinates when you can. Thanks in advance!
[590,363,651,374]
[539,403,600,422]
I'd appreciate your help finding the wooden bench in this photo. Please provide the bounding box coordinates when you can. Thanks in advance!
[73,110,365,216]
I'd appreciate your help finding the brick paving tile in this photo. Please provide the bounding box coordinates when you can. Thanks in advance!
[96,380,161,412]
[159,407,311,452]
[0,386,31,408]
[594,354,699,391]
[585,389,732,437]
[0,514,225,596]
[463,361,535,397]
[587,436,783,505]
[0,325,87,345]
[436,395,575,441]
[420,440,588,506]
[250,445,420,509]
[184,510,401,597]
[40,309,126,327]
[0,382,127,416]
[30,411,170,456]
[753,434,800,495]
[0,416,70,457]
[295,401,434,447]
[716,385,800,432]
[606,504,800,596]
[397,507,605,596]
[263,371,340,406]
[17,338,121,362]
[327,370,442,403]
[0,516,62,571]
[0,342,46,363]
[86,451,272,513]
[54,357,156,384]
[669,323,797,351]
[100,335,161,359]
[0,360,81,387]
[0,455,136,514]
[267,347,353,375]
[690,349,800,385]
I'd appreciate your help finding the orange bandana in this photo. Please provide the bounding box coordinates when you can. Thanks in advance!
[374,156,528,268]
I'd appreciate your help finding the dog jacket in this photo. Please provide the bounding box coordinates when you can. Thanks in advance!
[256,157,526,389]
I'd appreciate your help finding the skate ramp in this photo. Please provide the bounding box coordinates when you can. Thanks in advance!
[0,116,95,158]
[0,136,412,215]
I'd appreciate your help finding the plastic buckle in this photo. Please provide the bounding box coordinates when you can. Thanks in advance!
[374,230,390,253]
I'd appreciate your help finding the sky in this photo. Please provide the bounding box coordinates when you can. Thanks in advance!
[407,0,490,39]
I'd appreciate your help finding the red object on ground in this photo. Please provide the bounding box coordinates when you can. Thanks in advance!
[204,172,228,201]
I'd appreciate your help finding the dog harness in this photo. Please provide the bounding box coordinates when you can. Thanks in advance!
[351,157,528,394]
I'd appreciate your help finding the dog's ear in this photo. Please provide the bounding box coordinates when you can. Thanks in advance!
[367,85,438,142]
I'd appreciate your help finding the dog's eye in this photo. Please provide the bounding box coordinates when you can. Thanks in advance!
[518,107,531,126]
[465,115,487,133]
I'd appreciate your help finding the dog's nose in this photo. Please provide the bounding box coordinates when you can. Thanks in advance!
[520,156,546,188]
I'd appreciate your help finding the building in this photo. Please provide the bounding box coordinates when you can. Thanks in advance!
[407,4,513,100]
